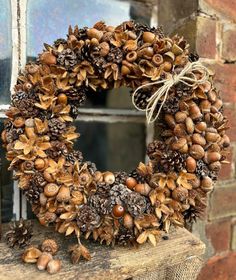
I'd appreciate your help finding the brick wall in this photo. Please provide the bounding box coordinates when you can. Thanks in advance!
[158,1,236,279]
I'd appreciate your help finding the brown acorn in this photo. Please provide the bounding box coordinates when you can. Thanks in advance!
[79,171,92,186]
[37,252,53,271]
[112,205,125,218]
[165,114,176,129]
[44,183,59,197]
[192,133,206,146]
[209,161,221,171]
[121,65,131,75]
[94,171,103,183]
[103,171,115,185]
[35,158,46,170]
[200,100,211,113]
[186,156,196,173]
[189,104,202,120]
[185,117,195,134]
[56,186,70,202]
[57,93,68,105]
[134,183,151,196]
[172,186,188,202]
[205,132,220,143]
[13,117,25,128]
[125,177,137,190]
[171,138,187,151]
[143,32,155,43]
[221,135,230,148]
[174,124,187,137]
[123,213,134,229]
[175,111,187,123]
[208,90,217,103]
[23,82,33,91]
[22,246,42,263]
[47,259,61,274]
[41,239,59,255]
[163,61,172,72]
[99,42,110,56]
[195,122,207,133]
[201,176,213,192]
[87,28,103,41]
[205,152,221,163]
[189,144,205,159]
[40,51,57,65]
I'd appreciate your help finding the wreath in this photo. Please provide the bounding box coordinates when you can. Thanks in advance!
[2,21,230,258]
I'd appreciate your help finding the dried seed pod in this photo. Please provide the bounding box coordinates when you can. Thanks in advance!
[13,117,25,128]
[172,186,188,202]
[171,138,187,151]
[112,205,125,218]
[185,117,195,134]
[208,90,217,103]
[39,212,57,226]
[121,65,131,75]
[195,122,207,133]
[103,171,115,185]
[165,114,176,129]
[124,40,138,51]
[22,246,42,263]
[39,52,57,65]
[143,32,155,43]
[87,28,103,41]
[125,177,137,190]
[123,213,134,229]
[47,259,61,274]
[172,44,183,55]
[44,183,59,197]
[213,99,223,110]
[25,127,36,139]
[189,144,205,159]
[175,112,187,123]
[35,158,46,170]
[134,183,151,196]
[186,156,196,173]
[41,239,59,255]
[201,177,213,192]
[79,171,92,186]
[37,252,53,271]
[56,186,71,202]
[192,133,206,146]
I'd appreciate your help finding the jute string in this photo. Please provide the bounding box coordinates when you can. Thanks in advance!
[132,61,210,124]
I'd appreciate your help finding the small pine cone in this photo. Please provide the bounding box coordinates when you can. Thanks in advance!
[175,83,192,99]
[162,96,179,114]
[114,172,128,185]
[41,239,58,255]
[189,52,199,62]
[4,120,13,132]
[76,27,88,40]
[107,47,123,64]
[77,205,101,232]
[46,141,68,159]
[132,88,152,110]
[126,192,147,217]
[6,128,24,143]
[5,218,33,248]
[66,87,87,105]
[24,177,44,205]
[85,161,97,175]
[12,92,39,117]
[66,150,83,164]
[160,150,186,173]
[11,90,28,106]
[48,118,66,139]
[32,172,47,188]
[116,227,135,246]
[57,48,77,70]
[91,55,107,74]
[196,160,210,179]
[109,184,131,206]
[70,105,79,119]
[147,140,165,160]
[53,38,67,47]
[128,170,146,184]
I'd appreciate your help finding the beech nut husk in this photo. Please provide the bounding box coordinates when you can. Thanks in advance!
[41,239,59,255]
[22,246,42,263]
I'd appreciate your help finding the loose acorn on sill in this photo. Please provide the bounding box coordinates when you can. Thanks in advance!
[37,252,53,271]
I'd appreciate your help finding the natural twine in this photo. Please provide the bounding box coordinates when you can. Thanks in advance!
[132,61,210,124]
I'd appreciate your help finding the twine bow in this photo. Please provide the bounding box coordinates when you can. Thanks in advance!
[132,61,210,124]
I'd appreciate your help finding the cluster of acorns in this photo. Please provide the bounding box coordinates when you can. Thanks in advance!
[2,20,230,256]
[22,239,61,274]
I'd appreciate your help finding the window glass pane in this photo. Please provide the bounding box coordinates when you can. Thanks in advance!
[0,0,12,104]
[0,120,13,222]
[27,0,156,109]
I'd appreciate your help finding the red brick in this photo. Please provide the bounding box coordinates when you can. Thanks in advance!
[203,0,236,22]
[209,183,236,220]
[196,17,216,58]
[222,24,236,61]
[197,252,236,280]
[208,63,236,103]
[223,107,236,142]
[218,146,234,180]
[206,219,231,253]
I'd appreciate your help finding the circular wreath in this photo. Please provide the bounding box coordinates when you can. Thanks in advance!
[2,21,230,254]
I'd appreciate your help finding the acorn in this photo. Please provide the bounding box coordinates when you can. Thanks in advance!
[44,183,59,197]
[47,259,61,274]
[94,171,103,183]
[205,132,220,143]
[99,42,110,57]
[185,117,195,134]
[22,246,42,263]
[209,161,221,171]
[171,138,187,151]
[25,127,36,139]
[37,252,53,271]
[126,51,137,62]
[165,114,176,129]
[143,32,155,43]
[39,212,57,226]
[189,104,202,120]
[201,176,213,192]
[79,171,92,186]
[90,37,99,46]
[125,177,137,189]
[163,61,172,72]
[205,152,221,163]
[186,156,197,173]
[13,117,25,128]
[200,100,211,113]
[192,133,206,146]
[103,171,115,185]
[221,134,230,148]
[124,40,138,51]
[43,170,55,183]
[112,205,125,218]
[174,124,187,137]
[23,82,33,91]
[175,111,187,123]
[134,183,151,196]
[190,175,201,189]
[179,143,189,153]
[39,51,57,65]
[41,239,58,255]
[56,186,70,202]
[123,213,134,229]
[152,54,163,66]
[195,122,207,133]
[57,93,68,105]
[213,99,223,110]
[87,28,103,41]
[39,193,47,206]
[172,44,183,55]
[189,144,205,159]
[121,65,131,75]
[25,118,34,128]
[35,158,46,170]
[172,186,188,202]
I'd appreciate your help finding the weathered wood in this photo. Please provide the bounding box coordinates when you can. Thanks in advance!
[0,221,205,280]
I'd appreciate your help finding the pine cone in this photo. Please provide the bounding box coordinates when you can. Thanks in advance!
[126,192,147,217]
[116,227,135,246]
[84,161,97,175]
[107,47,123,64]
[134,22,165,39]
[66,87,87,105]
[24,173,45,204]
[6,128,24,143]
[5,219,33,248]
[175,83,192,99]
[53,38,67,47]
[57,48,77,70]
[132,88,152,110]
[77,205,101,232]
[162,95,179,114]
[114,172,128,185]
[66,150,83,164]
[46,141,68,159]
[109,184,131,206]
[48,118,66,139]
[159,150,186,173]
[12,91,39,117]
[189,52,199,62]
[91,55,107,74]
[147,140,165,160]
[196,160,210,179]
[70,105,80,119]
[76,27,88,40]
[128,170,146,184]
